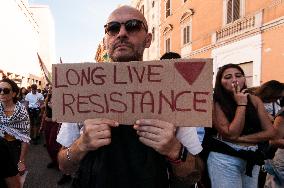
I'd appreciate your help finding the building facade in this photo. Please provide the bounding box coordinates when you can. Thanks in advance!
[30,5,56,73]
[0,0,55,88]
[131,0,161,61]
[159,0,284,86]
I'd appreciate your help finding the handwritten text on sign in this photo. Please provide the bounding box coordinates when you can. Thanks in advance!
[52,59,212,127]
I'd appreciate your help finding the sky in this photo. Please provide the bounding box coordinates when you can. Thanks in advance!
[29,0,130,63]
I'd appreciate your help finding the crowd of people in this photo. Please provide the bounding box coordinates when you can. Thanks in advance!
[0,81,72,187]
[1,5,284,188]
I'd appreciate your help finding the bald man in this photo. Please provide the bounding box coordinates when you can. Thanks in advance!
[57,6,203,188]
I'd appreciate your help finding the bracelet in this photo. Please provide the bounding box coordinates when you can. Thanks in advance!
[237,104,247,106]
[66,147,72,161]
[18,160,25,164]
[167,158,182,164]
[166,149,182,164]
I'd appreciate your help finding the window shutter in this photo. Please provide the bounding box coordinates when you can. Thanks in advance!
[183,28,186,45]
[168,39,171,52]
[166,38,170,52]
[152,28,155,41]
[140,5,144,15]
[186,26,190,43]
[227,0,232,23]
[166,0,171,17]
[233,0,240,21]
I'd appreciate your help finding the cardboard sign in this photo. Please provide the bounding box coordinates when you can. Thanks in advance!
[52,59,213,127]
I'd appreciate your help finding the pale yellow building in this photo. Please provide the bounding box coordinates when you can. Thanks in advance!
[131,0,161,61]
[30,5,56,73]
[0,0,55,88]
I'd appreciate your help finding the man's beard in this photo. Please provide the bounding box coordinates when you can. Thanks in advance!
[111,50,141,62]
[109,39,145,62]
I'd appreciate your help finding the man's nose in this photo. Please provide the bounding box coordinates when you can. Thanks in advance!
[117,25,128,37]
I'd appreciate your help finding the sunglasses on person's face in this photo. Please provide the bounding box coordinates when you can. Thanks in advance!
[104,19,147,36]
[0,88,11,95]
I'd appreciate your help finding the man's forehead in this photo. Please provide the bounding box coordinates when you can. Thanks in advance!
[107,6,146,23]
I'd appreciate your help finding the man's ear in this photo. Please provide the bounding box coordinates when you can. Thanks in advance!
[103,36,108,50]
[144,33,152,48]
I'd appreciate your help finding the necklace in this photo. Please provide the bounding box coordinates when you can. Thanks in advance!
[4,109,14,112]
[3,106,15,112]
[1,103,15,112]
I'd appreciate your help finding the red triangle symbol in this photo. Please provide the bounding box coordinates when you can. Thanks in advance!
[174,62,206,85]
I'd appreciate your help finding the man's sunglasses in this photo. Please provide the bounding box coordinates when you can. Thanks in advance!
[0,88,11,94]
[104,19,147,36]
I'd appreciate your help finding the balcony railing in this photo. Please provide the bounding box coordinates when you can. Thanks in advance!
[216,15,256,41]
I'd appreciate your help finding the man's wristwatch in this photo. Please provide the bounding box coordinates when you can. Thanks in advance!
[167,144,188,164]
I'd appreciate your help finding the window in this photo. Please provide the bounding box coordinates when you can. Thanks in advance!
[239,62,253,87]
[183,25,190,45]
[152,1,155,8]
[184,0,187,2]
[227,0,240,23]
[152,27,155,41]
[140,5,144,15]
[166,0,171,17]
[165,38,171,52]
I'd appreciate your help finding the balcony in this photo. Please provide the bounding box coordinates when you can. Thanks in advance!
[215,12,262,42]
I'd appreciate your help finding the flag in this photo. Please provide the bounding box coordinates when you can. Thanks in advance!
[95,41,110,62]
[0,69,7,78]
[37,53,51,84]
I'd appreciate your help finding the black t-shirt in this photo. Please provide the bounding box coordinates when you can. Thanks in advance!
[280,97,284,107]
[0,138,19,188]
[276,107,284,118]
[72,125,169,188]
